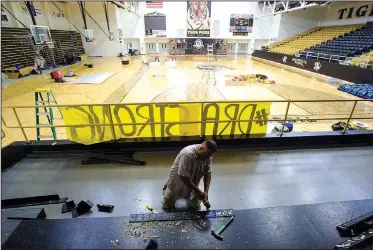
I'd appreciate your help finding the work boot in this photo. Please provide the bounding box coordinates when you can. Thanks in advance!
[188,199,201,211]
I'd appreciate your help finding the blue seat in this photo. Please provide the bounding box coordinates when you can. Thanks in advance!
[308,26,373,60]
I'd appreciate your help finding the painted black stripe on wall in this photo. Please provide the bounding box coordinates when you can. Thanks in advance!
[252,50,373,83]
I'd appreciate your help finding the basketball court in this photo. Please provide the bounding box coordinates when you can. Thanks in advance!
[1,2,373,250]
[2,54,373,146]
[1,1,372,146]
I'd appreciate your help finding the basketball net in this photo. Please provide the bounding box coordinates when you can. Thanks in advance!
[86,37,96,43]
[43,40,54,49]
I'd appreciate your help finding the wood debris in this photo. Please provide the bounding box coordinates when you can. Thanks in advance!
[125,217,211,242]
[126,220,188,240]
[110,240,119,247]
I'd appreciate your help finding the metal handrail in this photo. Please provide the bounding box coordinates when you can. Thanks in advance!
[3,116,373,129]
[3,98,373,108]
[2,99,373,143]
[301,51,372,66]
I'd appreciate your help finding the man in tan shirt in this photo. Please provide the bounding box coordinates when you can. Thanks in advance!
[162,140,217,211]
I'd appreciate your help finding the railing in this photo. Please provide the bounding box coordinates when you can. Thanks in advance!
[2,99,373,144]
[299,51,372,68]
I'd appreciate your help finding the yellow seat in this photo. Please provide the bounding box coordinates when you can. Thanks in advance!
[269,24,364,55]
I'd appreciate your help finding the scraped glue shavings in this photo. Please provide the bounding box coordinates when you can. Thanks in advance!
[110,240,119,247]
[124,220,207,241]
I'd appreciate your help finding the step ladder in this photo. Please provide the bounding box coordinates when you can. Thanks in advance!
[202,70,216,84]
[202,44,216,85]
[35,88,62,141]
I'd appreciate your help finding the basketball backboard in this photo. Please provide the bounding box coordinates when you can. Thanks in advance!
[30,25,52,45]
[85,29,95,42]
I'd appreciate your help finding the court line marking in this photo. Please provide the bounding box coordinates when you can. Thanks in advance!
[104,65,149,104]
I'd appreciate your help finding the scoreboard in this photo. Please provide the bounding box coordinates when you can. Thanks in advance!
[229,14,254,36]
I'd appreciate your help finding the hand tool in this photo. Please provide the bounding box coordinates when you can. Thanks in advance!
[211,216,235,240]
[146,204,158,213]
[199,200,211,219]
[202,200,211,211]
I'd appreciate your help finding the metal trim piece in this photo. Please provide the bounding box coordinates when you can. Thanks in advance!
[129,209,234,223]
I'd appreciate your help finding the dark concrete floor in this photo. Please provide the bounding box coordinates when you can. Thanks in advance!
[3,200,373,249]
[2,146,373,219]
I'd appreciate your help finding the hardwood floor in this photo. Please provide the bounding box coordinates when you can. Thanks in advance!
[2,55,371,147]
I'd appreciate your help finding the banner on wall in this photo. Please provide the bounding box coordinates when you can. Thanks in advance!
[186,38,227,55]
[229,14,254,36]
[51,11,65,19]
[337,3,373,20]
[18,2,29,14]
[169,38,186,55]
[187,0,211,37]
[18,2,42,16]
[169,38,227,55]
[61,102,271,145]
[214,39,227,55]
[1,6,9,26]
[253,50,373,84]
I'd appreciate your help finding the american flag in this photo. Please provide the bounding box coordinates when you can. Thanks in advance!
[146,0,163,8]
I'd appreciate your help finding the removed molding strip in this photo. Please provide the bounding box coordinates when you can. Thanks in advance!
[2,194,68,209]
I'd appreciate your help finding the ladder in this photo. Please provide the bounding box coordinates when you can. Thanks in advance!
[202,70,216,84]
[202,44,216,85]
[34,88,62,141]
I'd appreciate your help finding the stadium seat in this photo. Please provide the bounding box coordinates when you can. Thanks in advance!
[309,26,373,60]
[269,24,364,55]
[349,50,373,68]
[268,27,320,51]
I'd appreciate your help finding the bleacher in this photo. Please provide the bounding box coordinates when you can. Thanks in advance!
[268,27,320,50]
[308,27,373,57]
[269,24,364,55]
[350,51,373,68]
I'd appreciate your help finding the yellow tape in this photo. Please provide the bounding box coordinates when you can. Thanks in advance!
[61,102,271,145]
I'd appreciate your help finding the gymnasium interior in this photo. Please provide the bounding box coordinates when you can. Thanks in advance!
[1,1,373,249]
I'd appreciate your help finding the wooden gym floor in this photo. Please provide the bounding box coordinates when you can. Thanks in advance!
[2,55,372,147]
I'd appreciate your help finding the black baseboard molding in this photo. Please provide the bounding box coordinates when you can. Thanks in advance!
[1,141,32,173]
[2,194,68,209]
[2,131,373,171]
[252,50,373,83]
